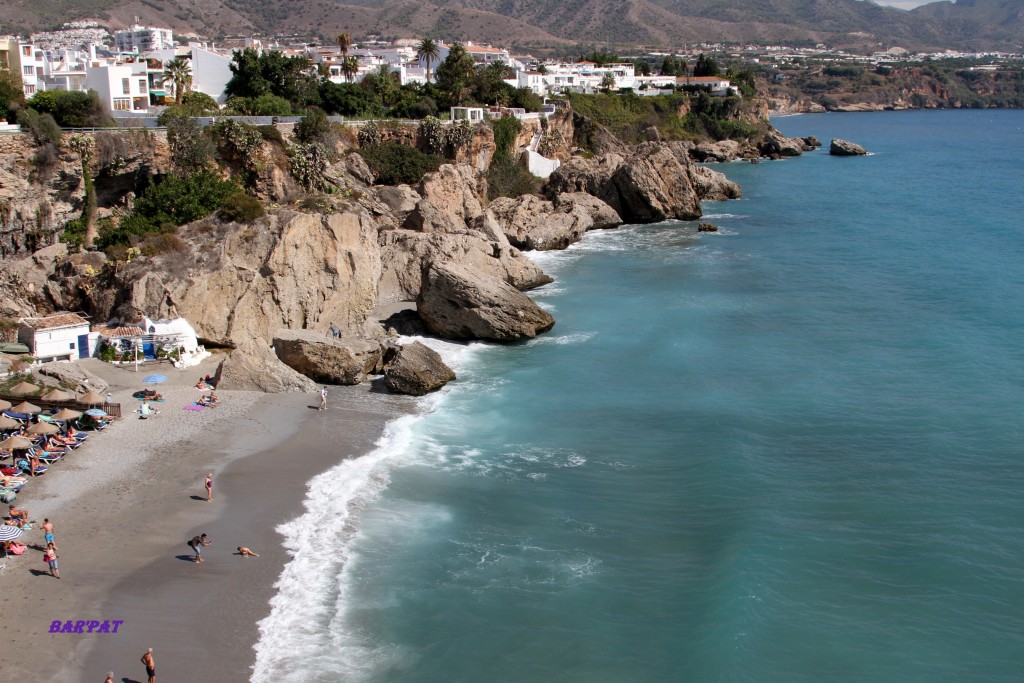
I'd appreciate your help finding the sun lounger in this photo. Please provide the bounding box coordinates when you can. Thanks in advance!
[0,489,16,504]
[15,460,46,475]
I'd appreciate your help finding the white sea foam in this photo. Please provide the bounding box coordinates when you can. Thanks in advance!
[702,213,748,220]
[250,412,424,683]
[527,331,596,346]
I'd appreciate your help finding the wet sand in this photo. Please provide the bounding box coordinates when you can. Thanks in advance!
[0,357,414,682]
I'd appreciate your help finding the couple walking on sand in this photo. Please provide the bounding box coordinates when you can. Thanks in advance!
[104,647,155,683]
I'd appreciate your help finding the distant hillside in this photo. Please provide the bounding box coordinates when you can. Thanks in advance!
[2,0,1021,51]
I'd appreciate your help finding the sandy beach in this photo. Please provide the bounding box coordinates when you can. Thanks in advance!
[1,356,414,682]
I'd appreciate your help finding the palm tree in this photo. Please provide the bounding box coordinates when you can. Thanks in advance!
[336,32,352,59]
[416,38,440,83]
[341,56,359,83]
[162,57,192,105]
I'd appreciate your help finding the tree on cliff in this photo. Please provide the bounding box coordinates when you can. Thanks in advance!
[163,57,193,105]
[435,43,477,108]
[416,39,440,83]
[226,48,320,109]
[0,69,23,120]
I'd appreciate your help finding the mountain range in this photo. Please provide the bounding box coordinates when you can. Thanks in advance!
[4,0,1022,52]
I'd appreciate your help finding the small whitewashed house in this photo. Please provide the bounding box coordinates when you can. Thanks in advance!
[17,312,91,364]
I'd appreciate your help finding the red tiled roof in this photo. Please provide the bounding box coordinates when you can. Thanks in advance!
[93,325,145,337]
[19,312,88,330]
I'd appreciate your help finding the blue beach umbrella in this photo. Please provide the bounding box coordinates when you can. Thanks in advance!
[143,374,168,384]
[85,408,108,418]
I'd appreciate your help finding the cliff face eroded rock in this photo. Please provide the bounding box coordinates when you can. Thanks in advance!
[273,329,384,385]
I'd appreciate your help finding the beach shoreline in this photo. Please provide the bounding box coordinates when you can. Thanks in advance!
[1,356,415,682]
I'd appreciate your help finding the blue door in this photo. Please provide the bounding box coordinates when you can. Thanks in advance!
[77,334,89,358]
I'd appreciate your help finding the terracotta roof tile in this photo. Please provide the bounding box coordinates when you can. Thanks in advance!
[19,312,89,330]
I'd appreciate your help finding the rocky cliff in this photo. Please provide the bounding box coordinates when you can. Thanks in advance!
[0,115,768,392]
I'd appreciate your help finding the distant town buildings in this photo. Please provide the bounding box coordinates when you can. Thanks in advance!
[0,24,1020,120]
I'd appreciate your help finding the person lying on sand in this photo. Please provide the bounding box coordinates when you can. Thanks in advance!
[237,546,260,557]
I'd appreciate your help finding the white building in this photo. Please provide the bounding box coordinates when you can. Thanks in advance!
[114,25,174,53]
[17,312,92,364]
[85,60,151,113]
[145,44,233,104]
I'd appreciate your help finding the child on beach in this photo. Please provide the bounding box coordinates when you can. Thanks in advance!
[45,541,59,579]
[205,473,213,502]
[319,386,328,411]
[237,546,260,557]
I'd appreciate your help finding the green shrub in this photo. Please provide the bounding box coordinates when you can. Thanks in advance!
[27,89,108,128]
[289,142,330,193]
[219,193,266,223]
[166,114,216,174]
[139,232,188,257]
[97,171,240,248]
[294,109,331,144]
[257,125,285,145]
[16,108,62,146]
[487,156,540,200]
[490,116,522,159]
[357,142,442,186]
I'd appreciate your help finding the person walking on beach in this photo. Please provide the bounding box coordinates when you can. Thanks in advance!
[204,473,213,502]
[42,518,54,545]
[188,533,211,563]
[44,541,60,579]
[319,385,328,411]
[104,672,115,683]
[237,546,260,557]
[141,648,155,683]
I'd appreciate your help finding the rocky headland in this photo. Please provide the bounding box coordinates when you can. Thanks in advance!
[0,110,824,394]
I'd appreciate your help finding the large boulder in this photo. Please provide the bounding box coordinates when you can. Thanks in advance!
[489,192,622,251]
[829,139,869,156]
[488,195,583,251]
[36,361,109,394]
[545,143,704,224]
[690,165,742,201]
[690,140,744,163]
[553,193,622,230]
[417,262,555,341]
[378,228,551,306]
[215,342,317,393]
[756,130,805,158]
[382,341,456,395]
[273,329,384,385]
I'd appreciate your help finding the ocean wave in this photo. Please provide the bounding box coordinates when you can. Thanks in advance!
[701,213,748,220]
[251,413,425,683]
[527,331,596,346]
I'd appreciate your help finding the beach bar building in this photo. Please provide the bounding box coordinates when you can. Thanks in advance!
[17,312,92,364]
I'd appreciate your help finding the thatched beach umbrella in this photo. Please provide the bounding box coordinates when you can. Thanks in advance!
[77,390,105,405]
[51,408,83,421]
[0,399,11,411]
[40,388,74,401]
[27,421,60,436]
[0,415,20,430]
[10,401,40,415]
[8,381,39,396]
[0,435,33,450]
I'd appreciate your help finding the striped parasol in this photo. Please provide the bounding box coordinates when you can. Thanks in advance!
[0,524,24,542]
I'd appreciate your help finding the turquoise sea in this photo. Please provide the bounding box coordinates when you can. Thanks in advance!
[254,110,1024,682]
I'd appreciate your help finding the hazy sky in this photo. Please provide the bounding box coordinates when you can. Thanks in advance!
[869,0,941,10]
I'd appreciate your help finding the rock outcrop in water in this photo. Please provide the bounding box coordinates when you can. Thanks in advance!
[382,340,456,395]
[829,139,869,156]
[418,262,555,341]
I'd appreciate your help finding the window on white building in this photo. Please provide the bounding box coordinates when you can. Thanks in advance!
[23,65,33,76]
[113,98,131,111]
[122,78,131,95]
[139,79,147,92]
[22,46,31,56]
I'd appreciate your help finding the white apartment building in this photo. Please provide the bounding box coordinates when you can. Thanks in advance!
[114,25,174,53]
[86,61,151,113]
[145,44,233,103]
